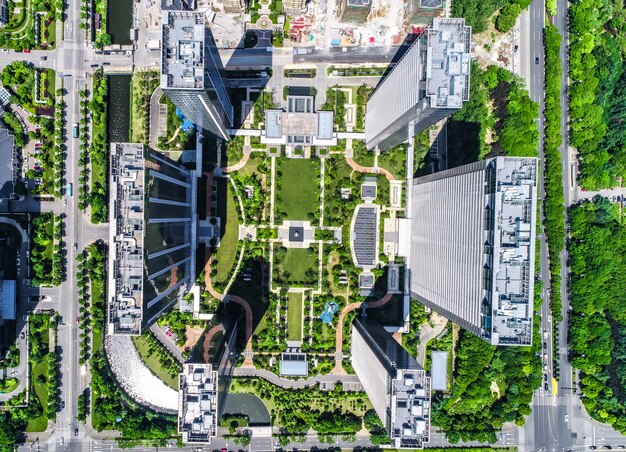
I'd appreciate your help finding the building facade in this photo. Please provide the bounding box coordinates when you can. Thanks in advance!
[408,156,538,346]
[0,0,9,26]
[365,18,471,150]
[161,10,233,140]
[107,143,197,335]
[351,318,431,448]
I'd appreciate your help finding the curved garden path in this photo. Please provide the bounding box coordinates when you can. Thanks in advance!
[332,292,393,375]
[223,153,250,173]
[345,157,395,181]
[202,247,255,367]
[202,323,226,363]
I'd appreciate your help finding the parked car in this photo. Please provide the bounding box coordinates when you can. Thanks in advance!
[544,383,549,391]
[23,49,30,53]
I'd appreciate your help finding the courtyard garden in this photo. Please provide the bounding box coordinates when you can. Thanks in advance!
[273,246,318,288]
[275,158,321,222]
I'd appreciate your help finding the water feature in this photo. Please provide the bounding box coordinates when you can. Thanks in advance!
[106,0,133,45]
[222,393,271,425]
[107,75,131,143]
[105,335,178,412]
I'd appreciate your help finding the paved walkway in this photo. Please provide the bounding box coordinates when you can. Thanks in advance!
[346,157,395,181]
[148,86,162,148]
[202,323,226,363]
[233,367,363,389]
[228,294,255,368]
[332,292,393,374]
[223,153,250,173]
[415,312,448,367]
[149,323,184,364]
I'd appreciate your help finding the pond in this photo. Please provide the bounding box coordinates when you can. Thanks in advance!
[107,75,131,143]
[222,393,271,425]
[107,0,133,45]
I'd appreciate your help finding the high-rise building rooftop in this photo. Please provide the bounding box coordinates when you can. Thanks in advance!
[161,11,206,90]
[407,156,538,345]
[365,17,471,150]
[107,143,197,335]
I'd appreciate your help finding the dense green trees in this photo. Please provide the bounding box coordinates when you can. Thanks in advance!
[90,70,108,224]
[452,0,530,34]
[0,411,23,452]
[568,198,626,432]
[447,63,538,168]
[431,327,541,442]
[569,0,626,189]
[543,24,566,323]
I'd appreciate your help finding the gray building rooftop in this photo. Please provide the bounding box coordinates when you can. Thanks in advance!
[178,363,218,443]
[390,369,431,449]
[430,350,448,391]
[423,18,471,109]
[108,143,145,335]
[279,353,308,376]
[488,157,537,345]
[0,279,15,320]
[0,125,14,199]
[161,11,206,90]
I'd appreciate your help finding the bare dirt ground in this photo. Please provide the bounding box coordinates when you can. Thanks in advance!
[180,325,206,352]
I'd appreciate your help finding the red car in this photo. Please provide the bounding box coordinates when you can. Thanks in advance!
[23,49,30,53]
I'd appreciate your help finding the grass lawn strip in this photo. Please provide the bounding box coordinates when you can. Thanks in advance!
[213,185,239,283]
[276,159,319,220]
[286,292,303,341]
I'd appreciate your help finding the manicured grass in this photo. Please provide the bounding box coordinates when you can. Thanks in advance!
[131,335,179,390]
[275,247,317,286]
[45,19,56,48]
[286,292,303,341]
[276,159,320,221]
[213,185,240,284]
[27,359,49,432]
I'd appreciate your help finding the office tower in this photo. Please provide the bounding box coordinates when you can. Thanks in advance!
[351,318,431,449]
[107,143,198,335]
[178,321,237,444]
[365,18,471,151]
[408,157,538,346]
[338,0,371,23]
[161,10,233,141]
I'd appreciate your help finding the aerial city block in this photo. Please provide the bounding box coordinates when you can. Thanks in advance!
[0,0,624,450]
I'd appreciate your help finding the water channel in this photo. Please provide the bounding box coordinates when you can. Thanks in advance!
[106,0,133,45]
[107,75,131,143]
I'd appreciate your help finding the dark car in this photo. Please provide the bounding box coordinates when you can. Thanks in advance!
[544,374,548,381]
[543,341,547,349]
[544,383,549,391]
[74,428,78,436]
[535,56,540,64]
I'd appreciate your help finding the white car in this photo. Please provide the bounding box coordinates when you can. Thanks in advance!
[564,414,569,422]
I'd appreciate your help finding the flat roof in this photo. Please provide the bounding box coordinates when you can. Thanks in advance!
[108,143,146,335]
[178,363,218,443]
[424,18,471,108]
[430,351,448,391]
[280,353,308,376]
[0,126,14,199]
[0,279,16,320]
[161,10,206,90]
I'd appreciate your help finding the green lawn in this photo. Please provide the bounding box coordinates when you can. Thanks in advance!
[276,159,320,221]
[45,19,56,48]
[275,247,318,286]
[286,292,303,341]
[213,184,240,284]
[27,358,49,432]
[132,335,179,390]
